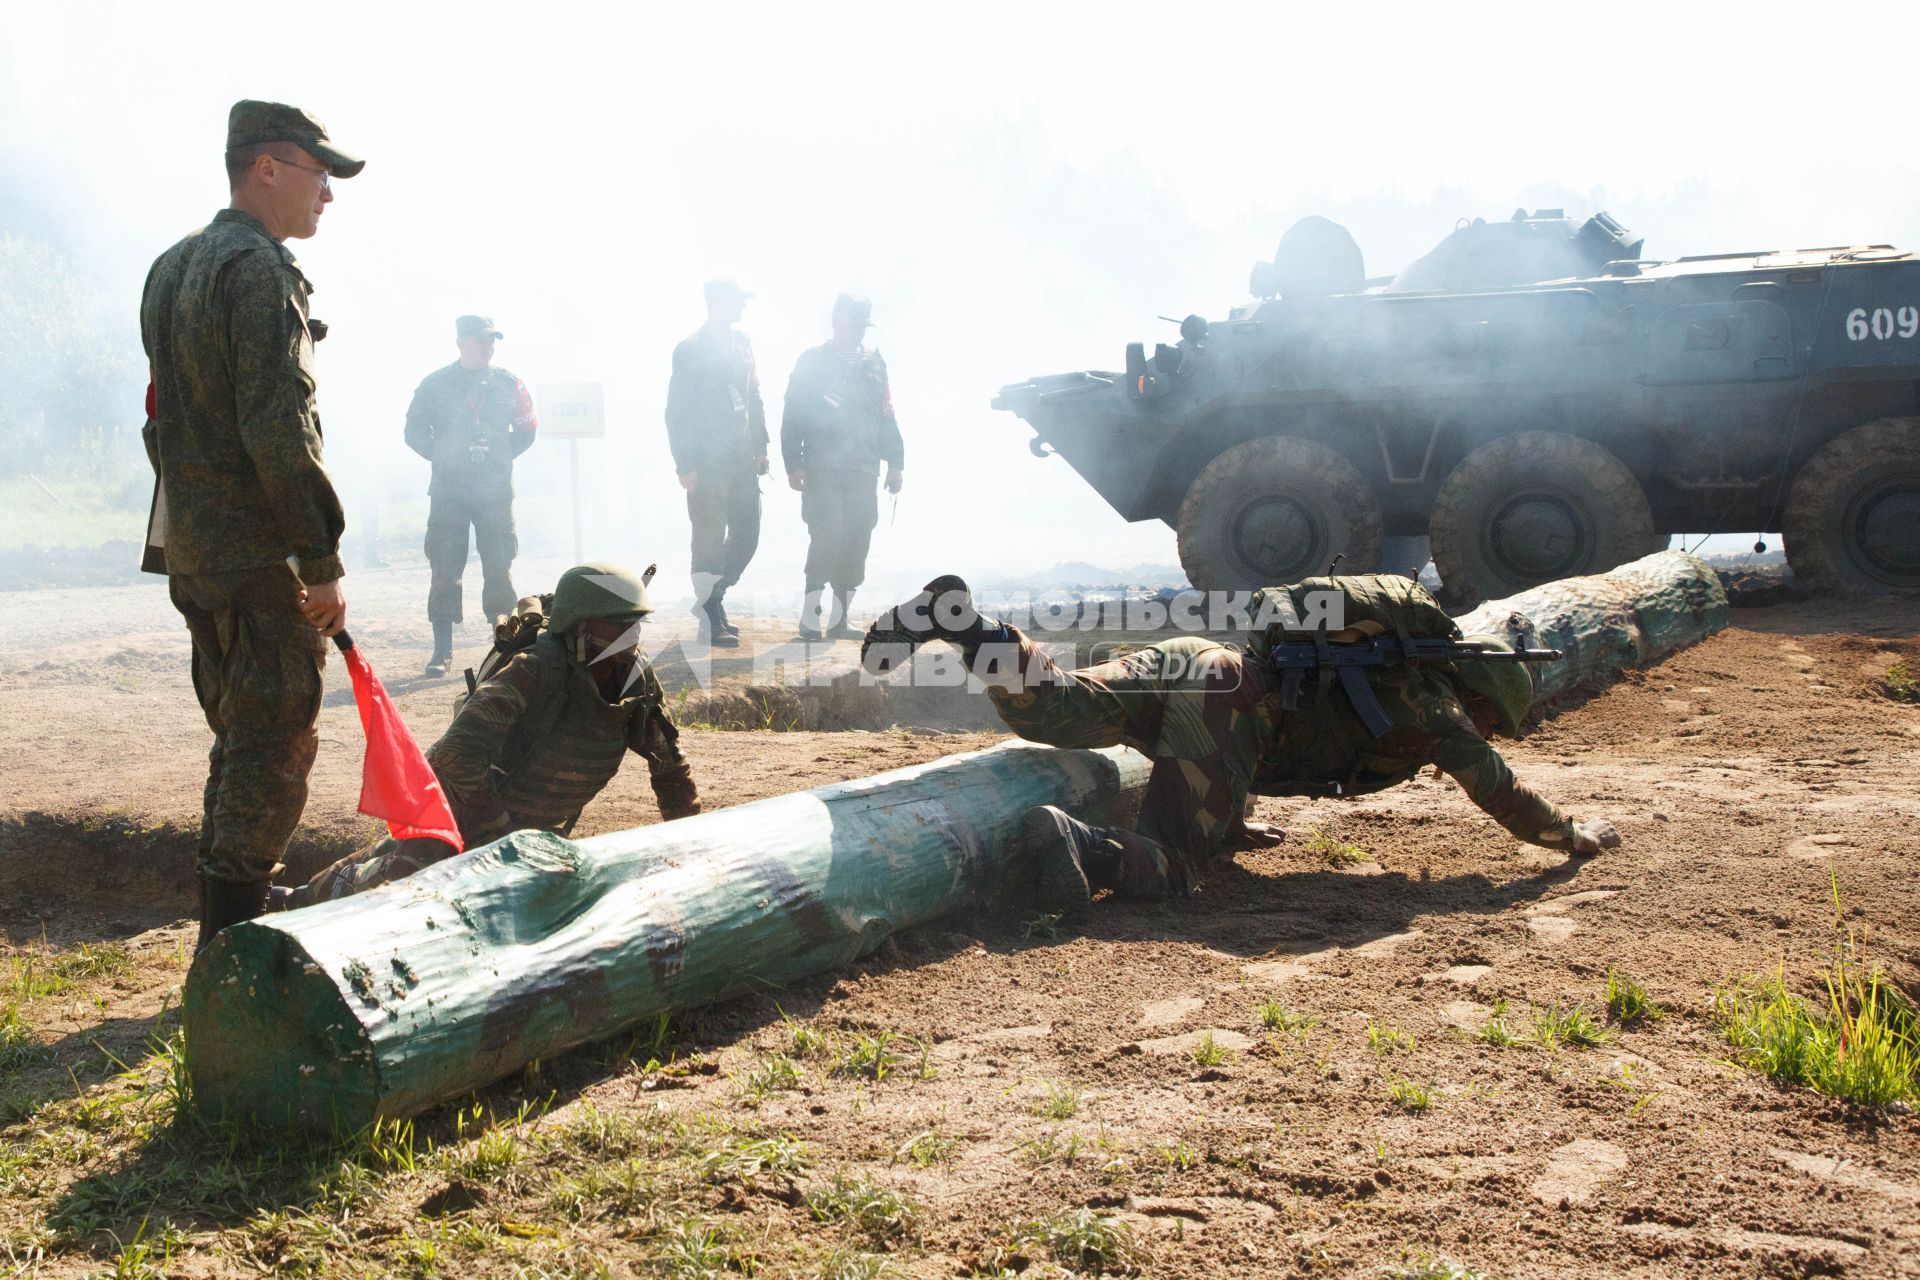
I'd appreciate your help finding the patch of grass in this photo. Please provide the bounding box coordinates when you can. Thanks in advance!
[1367,1022,1415,1056]
[834,1030,908,1082]
[1712,968,1918,1108]
[1002,1207,1145,1275]
[1017,1129,1082,1168]
[1605,969,1663,1025]
[1032,1080,1081,1120]
[547,1158,660,1222]
[1476,998,1521,1048]
[699,1131,807,1185]
[436,1103,533,1184]
[647,1216,754,1277]
[1305,828,1373,867]
[1383,1250,1493,1280]
[815,1244,896,1280]
[1256,998,1318,1038]
[553,1102,645,1159]
[784,1012,835,1059]
[6,941,134,1003]
[0,1006,44,1075]
[1386,1077,1434,1113]
[894,1127,956,1168]
[1529,1003,1610,1050]
[1882,662,1918,702]
[1188,1030,1232,1069]
[805,1170,919,1244]
[1154,1139,1196,1171]
[738,1052,804,1101]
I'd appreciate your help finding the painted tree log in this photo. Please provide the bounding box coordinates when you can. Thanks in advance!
[1454,548,1729,705]
[184,742,1148,1131]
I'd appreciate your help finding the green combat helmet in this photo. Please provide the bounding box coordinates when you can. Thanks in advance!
[1450,634,1533,736]
[548,561,654,634]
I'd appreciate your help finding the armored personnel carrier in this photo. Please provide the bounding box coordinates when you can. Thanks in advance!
[994,209,1920,605]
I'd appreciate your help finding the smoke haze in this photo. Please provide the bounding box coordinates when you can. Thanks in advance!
[4,0,1917,598]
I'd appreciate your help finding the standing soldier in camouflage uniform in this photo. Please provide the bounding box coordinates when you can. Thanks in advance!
[863,575,1620,915]
[666,279,767,649]
[406,314,539,677]
[781,294,904,641]
[139,100,362,951]
[289,562,701,905]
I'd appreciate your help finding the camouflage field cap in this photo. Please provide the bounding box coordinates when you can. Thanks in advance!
[1451,634,1534,737]
[704,279,753,304]
[548,562,653,634]
[226,100,365,178]
[456,314,504,340]
[833,293,874,327]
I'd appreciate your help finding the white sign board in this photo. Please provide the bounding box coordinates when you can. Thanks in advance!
[537,382,605,440]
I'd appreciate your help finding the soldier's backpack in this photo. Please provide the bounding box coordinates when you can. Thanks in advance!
[1249,573,1460,653]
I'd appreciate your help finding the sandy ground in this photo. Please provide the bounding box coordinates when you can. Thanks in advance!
[2,570,1919,1277]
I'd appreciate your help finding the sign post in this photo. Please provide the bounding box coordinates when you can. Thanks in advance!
[536,382,606,563]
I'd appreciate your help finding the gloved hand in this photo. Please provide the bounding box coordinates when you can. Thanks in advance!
[1570,818,1621,856]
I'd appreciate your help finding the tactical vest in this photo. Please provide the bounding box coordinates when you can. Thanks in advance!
[494,637,657,836]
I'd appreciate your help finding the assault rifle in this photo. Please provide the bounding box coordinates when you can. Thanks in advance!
[1268,635,1562,737]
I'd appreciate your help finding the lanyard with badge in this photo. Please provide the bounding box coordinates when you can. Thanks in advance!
[464,372,494,463]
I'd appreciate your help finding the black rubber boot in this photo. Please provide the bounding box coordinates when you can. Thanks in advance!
[827,589,861,640]
[425,619,454,677]
[1017,805,1101,918]
[196,876,271,955]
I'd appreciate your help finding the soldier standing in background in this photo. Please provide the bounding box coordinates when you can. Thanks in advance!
[405,315,539,677]
[139,99,362,950]
[781,294,904,641]
[665,279,767,648]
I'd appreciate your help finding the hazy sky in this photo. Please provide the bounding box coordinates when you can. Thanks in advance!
[4,0,1917,598]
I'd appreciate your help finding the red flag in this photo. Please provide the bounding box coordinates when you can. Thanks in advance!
[335,634,464,852]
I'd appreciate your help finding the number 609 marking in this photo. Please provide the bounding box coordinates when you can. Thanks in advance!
[1846,306,1920,340]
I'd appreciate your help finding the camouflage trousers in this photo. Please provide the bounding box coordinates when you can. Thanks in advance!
[425,489,518,624]
[800,468,879,592]
[984,632,1272,898]
[169,565,325,885]
[687,469,762,594]
[299,834,458,905]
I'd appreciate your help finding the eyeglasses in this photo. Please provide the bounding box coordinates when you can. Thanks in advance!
[274,155,331,192]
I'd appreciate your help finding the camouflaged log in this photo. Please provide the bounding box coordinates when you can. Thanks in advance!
[1454,549,1729,706]
[183,741,1149,1130]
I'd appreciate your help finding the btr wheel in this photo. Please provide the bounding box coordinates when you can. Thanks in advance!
[1176,437,1383,590]
[1430,431,1663,610]
[1783,418,1920,594]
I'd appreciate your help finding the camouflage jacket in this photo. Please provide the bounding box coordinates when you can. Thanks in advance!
[427,642,698,844]
[139,209,345,582]
[780,344,904,476]
[403,363,538,499]
[664,326,767,476]
[1254,659,1575,848]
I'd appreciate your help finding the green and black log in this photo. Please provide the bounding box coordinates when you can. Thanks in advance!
[1453,549,1728,704]
[184,742,1148,1131]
